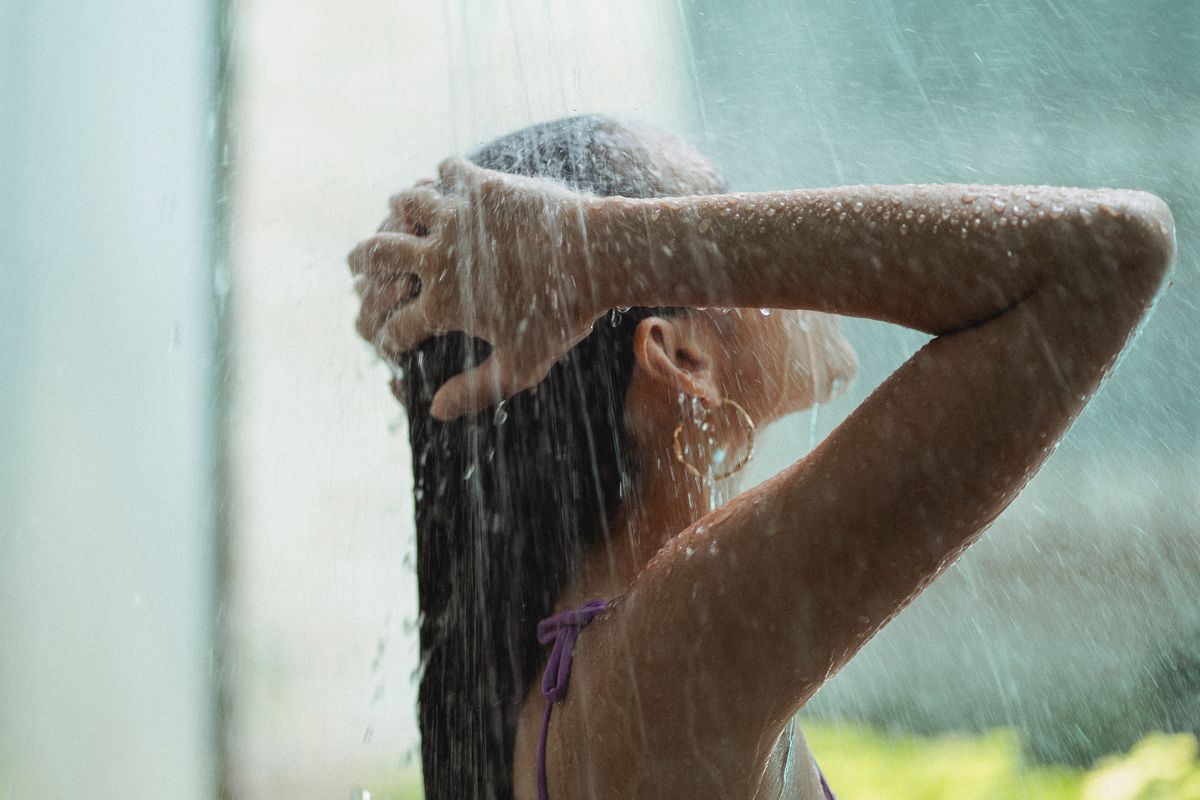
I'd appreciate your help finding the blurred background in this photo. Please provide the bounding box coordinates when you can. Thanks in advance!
[2,1,1197,799]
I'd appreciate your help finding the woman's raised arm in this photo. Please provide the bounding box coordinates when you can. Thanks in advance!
[588,183,1172,334]
[545,186,1174,798]
[353,162,1171,420]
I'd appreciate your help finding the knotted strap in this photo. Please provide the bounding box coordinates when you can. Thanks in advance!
[535,598,609,800]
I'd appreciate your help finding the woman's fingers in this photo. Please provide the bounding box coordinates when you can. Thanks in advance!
[436,157,478,194]
[388,185,446,236]
[437,156,508,197]
[348,230,446,354]
[377,297,441,358]
[355,272,423,344]
[428,352,511,421]
[347,231,430,281]
[429,350,560,421]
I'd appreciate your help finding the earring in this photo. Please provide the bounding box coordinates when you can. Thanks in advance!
[672,398,756,480]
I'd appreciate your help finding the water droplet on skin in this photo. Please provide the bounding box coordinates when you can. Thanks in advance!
[685,545,695,558]
[661,245,673,257]
[833,200,843,212]
[900,224,908,235]
[1099,201,1124,218]
[493,401,508,425]
[1048,204,1066,219]
[960,192,979,204]
[1027,195,1043,208]
[852,201,864,213]
[905,208,914,220]
[766,206,776,216]
[708,539,719,555]
[838,211,847,222]
[759,308,772,316]
[916,213,927,224]
[697,219,711,234]
[991,198,1007,213]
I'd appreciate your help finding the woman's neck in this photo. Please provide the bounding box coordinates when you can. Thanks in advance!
[557,456,736,609]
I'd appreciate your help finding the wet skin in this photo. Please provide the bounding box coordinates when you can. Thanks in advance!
[350,161,1174,799]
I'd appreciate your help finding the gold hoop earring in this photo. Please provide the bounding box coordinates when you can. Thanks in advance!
[672,398,756,480]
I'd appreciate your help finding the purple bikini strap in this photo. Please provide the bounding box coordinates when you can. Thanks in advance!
[820,767,837,800]
[535,598,609,800]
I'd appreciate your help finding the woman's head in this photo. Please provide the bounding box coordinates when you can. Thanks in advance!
[621,307,858,472]
[391,115,854,800]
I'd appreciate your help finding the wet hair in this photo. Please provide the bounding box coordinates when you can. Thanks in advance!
[398,115,726,800]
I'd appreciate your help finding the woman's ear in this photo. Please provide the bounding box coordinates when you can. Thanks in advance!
[632,316,721,406]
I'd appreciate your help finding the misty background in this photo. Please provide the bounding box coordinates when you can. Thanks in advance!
[2,1,1196,798]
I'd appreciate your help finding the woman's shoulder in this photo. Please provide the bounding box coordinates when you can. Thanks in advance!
[514,670,829,800]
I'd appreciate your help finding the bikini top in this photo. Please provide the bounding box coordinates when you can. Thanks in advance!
[536,599,836,800]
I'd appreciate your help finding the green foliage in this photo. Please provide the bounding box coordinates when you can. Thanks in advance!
[366,725,1200,799]
[1079,733,1200,800]
[806,723,1200,800]
[806,723,1083,800]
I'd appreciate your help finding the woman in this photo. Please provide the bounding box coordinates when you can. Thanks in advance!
[348,116,1174,800]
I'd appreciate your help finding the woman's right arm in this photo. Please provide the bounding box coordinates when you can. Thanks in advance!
[587,183,1172,335]
[549,185,1174,797]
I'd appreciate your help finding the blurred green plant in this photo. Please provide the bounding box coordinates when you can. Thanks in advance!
[1079,733,1200,800]
[366,724,1200,799]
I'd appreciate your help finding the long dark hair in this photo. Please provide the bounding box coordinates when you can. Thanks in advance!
[398,115,726,800]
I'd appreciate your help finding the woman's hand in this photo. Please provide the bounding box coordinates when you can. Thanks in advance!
[349,159,607,420]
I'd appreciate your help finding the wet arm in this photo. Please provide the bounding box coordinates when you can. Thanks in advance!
[585,184,1172,334]
[559,186,1175,797]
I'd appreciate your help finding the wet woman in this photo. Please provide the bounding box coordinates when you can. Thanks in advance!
[348,116,1174,800]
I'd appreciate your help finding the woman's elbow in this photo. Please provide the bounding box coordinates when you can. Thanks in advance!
[1101,190,1176,281]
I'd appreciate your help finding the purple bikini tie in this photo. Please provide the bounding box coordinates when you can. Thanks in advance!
[536,598,610,800]
[535,598,836,800]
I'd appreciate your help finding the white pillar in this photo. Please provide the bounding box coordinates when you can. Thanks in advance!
[0,1,219,798]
